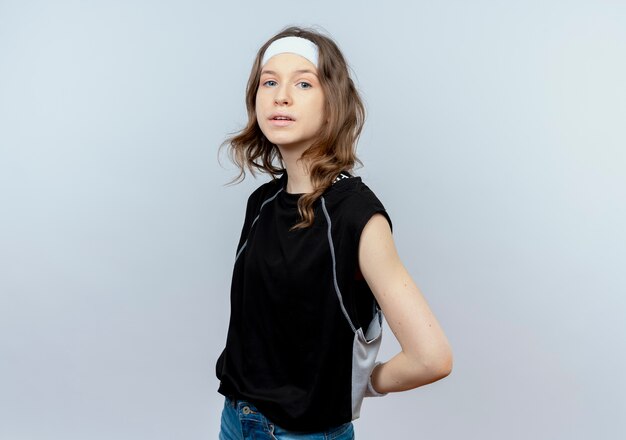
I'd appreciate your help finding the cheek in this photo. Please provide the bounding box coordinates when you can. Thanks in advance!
[315,96,327,124]
[255,94,265,124]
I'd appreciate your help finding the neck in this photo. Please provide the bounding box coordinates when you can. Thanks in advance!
[279,149,314,195]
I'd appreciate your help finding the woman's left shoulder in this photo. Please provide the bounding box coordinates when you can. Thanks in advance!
[328,173,380,200]
[325,174,393,234]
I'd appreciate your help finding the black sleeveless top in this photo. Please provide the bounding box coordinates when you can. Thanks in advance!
[215,170,393,432]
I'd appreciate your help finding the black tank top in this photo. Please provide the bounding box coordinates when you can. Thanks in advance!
[215,170,393,432]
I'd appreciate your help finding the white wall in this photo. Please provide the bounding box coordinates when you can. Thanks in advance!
[1,0,624,438]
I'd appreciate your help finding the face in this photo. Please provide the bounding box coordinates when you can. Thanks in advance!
[255,53,326,155]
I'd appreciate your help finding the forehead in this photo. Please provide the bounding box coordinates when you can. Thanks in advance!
[260,53,318,76]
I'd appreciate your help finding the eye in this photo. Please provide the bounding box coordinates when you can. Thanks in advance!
[262,80,277,87]
[297,82,312,89]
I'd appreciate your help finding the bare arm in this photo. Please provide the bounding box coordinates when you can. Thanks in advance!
[358,213,453,393]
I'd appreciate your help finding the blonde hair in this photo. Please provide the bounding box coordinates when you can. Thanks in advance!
[218,25,366,230]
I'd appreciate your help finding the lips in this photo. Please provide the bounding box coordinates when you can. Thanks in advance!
[267,112,295,127]
[269,112,295,121]
[269,118,294,127]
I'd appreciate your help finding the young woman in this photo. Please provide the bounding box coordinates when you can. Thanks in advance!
[216,26,453,439]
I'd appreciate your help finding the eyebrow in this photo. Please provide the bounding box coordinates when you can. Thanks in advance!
[260,69,318,77]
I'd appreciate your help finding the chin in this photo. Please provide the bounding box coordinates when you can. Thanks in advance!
[266,135,298,147]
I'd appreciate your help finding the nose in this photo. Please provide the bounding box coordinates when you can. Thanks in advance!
[274,85,291,106]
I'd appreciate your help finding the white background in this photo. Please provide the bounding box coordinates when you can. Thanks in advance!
[1,0,624,438]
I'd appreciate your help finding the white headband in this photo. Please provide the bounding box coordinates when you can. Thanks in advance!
[261,36,319,68]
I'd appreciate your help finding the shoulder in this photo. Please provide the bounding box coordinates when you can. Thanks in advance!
[325,174,393,235]
[328,173,383,201]
[245,174,283,212]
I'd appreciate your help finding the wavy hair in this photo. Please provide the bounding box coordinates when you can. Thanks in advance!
[218,25,366,230]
